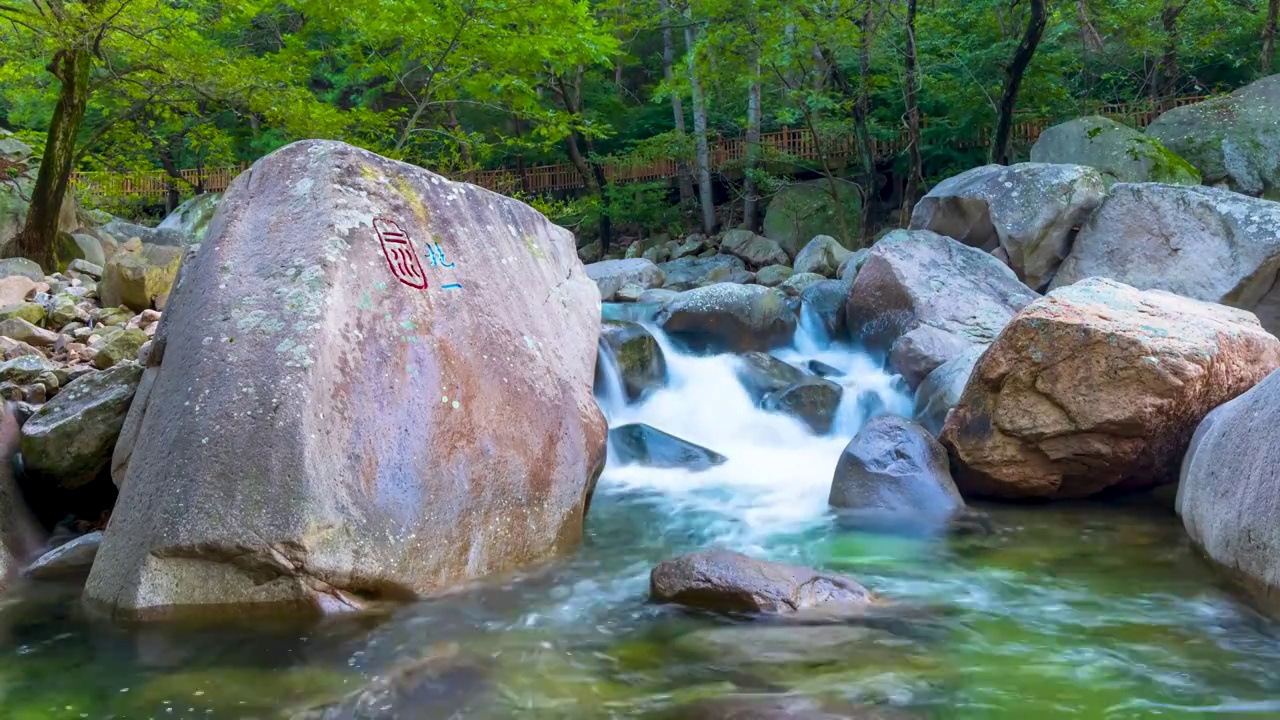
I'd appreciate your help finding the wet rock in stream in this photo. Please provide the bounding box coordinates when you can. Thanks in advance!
[650,550,873,615]
[610,423,727,471]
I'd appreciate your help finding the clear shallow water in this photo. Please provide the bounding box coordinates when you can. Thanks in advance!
[3,319,1280,718]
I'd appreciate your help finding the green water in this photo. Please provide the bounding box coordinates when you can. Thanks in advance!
[1,496,1278,719]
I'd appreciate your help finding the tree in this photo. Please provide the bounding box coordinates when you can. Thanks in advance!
[991,0,1049,165]
[683,1,716,235]
[1264,0,1278,75]
[899,0,922,227]
[659,0,697,207]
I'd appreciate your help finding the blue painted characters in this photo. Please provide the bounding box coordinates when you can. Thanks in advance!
[424,241,462,290]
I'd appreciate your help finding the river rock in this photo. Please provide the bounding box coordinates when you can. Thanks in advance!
[609,423,727,471]
[837,248,869,283]
[1147,74,1280,198]
[0,301,44,325]
[912,345,984,437]
[24,531,103,580]
[889,325,975,390]
[20,362,142,489]
[0,355,55,384]
[0,258,44,282]
[657,283,796,352]
[800,279,851,342]
[720,229,789,268]
[735,351,805,401]
[599,321,666,402]
[659,254,747,290]
[585,259,665,302]
[1178,368,1280,612]
[1030,116,1200,186]
[762,377,843,434]
[0,318,56,347]
[908,163,1107,290]
[829,415,962,528]
[0,276,35,308]
[100,243,183,312]
[1050,183,1280,335]
[763,180,864,257]
[755,265,793,287]
[91,328,148,369]
[941,278,1280,499]
[157,192,222,243]
[793,235,853,277]
[778,272,827,297]
[650,549,872,614]
[83,139,606,619]
[846,230,1035,371]
[100,218,188,248]
[666,694,912,720]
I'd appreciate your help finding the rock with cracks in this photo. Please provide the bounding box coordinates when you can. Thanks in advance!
[941,278,1280,500]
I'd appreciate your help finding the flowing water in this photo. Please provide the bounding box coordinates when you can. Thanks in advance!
[3,309,1280,719]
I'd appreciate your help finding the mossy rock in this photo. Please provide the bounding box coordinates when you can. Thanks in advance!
[91,327,148,369]
[763,180,864,257]
[0,355,56,384]
[0,302,45,325]
[1031,115,1200,186]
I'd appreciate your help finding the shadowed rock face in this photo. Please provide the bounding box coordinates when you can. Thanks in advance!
[829,415,962,525]
[84,139,606,619]
[942,278,1280,500]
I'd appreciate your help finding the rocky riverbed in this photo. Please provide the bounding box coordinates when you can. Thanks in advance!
[1,75,1280,718]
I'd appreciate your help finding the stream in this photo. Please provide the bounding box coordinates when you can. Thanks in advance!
[2,306,1280,718]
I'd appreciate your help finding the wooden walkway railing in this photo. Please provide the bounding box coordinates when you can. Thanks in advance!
[71,95,1206,200]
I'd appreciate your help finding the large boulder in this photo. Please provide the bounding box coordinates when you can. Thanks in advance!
[656,283,796,352]
[763,180,864,257]
[1030,116,1200,186]
[1147,74,1280,198]
[20,362,143,489]
[908,163,1107,291]
[720,229,789,268]
[100,243,183,312]
[650,549,872,615]
[83,140,606,619]
[829,415,963,528]
[792,235,852,277]
[889,325,975,390]
[1050,183,1280,335]
[845,230,1036,372]
[941,278,1280,500]
[156,192,222,243]
[609,423,727,471]
[1178,368,1280,612]
[585,259,664,302]
[598,321,666,402]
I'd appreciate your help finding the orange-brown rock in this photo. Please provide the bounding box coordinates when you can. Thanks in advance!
[84,140,606,619]
[941,277,1280,499]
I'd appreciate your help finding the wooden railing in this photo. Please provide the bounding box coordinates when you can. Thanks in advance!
[71,95,1206,200]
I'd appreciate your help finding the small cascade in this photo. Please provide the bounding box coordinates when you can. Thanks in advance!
[793,301,831,354]
[594,338,628,423]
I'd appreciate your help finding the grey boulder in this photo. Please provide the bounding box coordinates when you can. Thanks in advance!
[650,549,872,615]
[720,229,789,268]
[657,283,796,352]
[585,258,665,302]
[609,423,726,471]
[1030,115,1200,186]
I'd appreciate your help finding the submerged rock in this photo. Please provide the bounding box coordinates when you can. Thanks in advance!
[1050,183,1280,335]
[599,321,667,402]
[846,230,1034,372]
[657,284,796,352]
[1031,116,1200,186]
[609,423,727,471]
[20,361,143,489]
[664,694,915,720]
[650,549,872,615]
[1178,368,1280,614]
[829,415,963,528]
[942,278,1280,499]
[83,139,606,619]
[908,163,1107,291]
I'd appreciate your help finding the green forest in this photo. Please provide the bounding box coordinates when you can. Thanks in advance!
[1,0,1276,254]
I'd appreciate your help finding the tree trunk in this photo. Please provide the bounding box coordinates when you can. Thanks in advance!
[991,0,1048,165]
[898,0,923,227]
[14,47,90,270]
[1264,0,1278,75]
[1157,0,1188,102]
[856,8,877,240]
[660,0,696,207]
[158,146,182,214]
[1077,0,1103,53]
[684,14,716,235]
[743,57,763,233]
